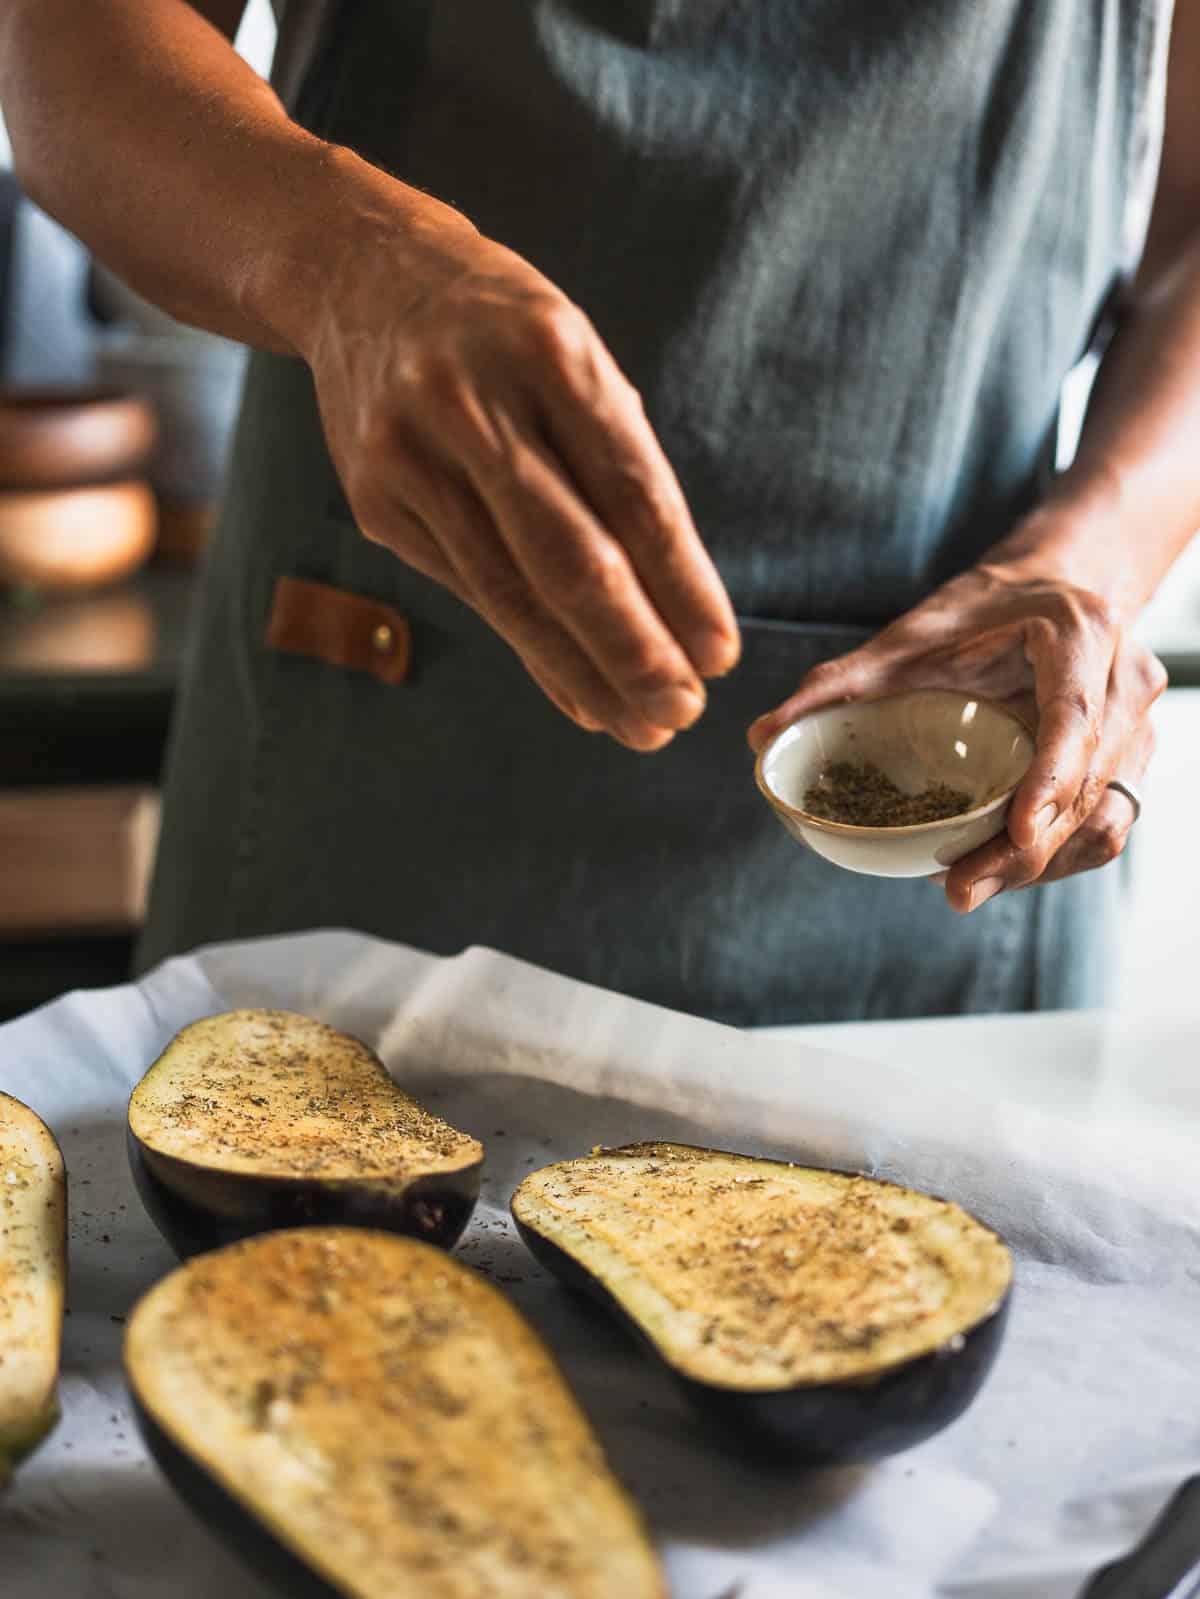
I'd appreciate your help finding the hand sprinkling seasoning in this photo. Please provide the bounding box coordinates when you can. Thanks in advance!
[803,760,972,827]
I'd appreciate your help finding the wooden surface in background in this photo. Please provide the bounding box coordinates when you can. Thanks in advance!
[0,785,160,933]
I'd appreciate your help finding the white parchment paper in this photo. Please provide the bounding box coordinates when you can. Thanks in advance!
[1,928,1197,1599]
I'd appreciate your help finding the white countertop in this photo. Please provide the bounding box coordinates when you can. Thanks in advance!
[763,1007,1200,1134]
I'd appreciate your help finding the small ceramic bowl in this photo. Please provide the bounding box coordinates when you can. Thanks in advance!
[755,690,1035,878]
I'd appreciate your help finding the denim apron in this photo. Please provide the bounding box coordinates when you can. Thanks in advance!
[139,0,1171,1025]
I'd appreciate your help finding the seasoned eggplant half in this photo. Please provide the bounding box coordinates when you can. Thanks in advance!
[126,1228,666,1599]
[512,1142,1012,1463]
[0,1093,66,1487]
[128,1010,482,1257]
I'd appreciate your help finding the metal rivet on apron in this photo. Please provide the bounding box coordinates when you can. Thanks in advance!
[371,623,395,654]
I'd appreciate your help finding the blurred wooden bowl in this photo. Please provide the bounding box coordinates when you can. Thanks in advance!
[0,480,158,591]
[0,386,158,490]
[0,587,156,672]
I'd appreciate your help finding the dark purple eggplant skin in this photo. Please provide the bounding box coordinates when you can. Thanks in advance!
[130,1392,342,1599]
[514,1216,1012,1465]
[129,1129,481,1260]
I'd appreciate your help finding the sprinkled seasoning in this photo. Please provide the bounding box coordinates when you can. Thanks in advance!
[512,1144,1013,1389]
[129,1010,481,1180]
[803,760,972,827]
[125,1229,667,1597]
[0,1094,66,1480]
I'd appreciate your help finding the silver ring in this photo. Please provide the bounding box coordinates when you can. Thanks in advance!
[1106,778,1142,824]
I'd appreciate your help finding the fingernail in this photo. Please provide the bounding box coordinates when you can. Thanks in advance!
[969,876,1005,910]
[1035,803,1058,834]
[644,683,706,728]
[616,720,674,752]
[695,629,741,678]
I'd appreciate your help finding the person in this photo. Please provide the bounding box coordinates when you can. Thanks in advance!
[1,0,1192,1025]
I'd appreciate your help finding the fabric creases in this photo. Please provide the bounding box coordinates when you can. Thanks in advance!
[141,0,1160,1020]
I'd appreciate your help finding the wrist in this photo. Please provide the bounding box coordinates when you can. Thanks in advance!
[244,139,481,362]
[984,476,1148,622]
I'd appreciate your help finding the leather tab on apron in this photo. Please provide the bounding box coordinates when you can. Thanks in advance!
[266,575,411,685]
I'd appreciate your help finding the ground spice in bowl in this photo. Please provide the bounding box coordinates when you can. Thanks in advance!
[802,760,973,827]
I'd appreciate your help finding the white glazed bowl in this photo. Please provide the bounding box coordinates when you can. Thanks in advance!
[755,690,1035,878]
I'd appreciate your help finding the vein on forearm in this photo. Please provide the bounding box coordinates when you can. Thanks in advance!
[0,0,472,359]
[1009,0,1200,618]
[1028,234,1200,619]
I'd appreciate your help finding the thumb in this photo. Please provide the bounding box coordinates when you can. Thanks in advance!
[746,647,887,753]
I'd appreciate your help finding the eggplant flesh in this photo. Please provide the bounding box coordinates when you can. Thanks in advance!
[127,1010,483,1257]
[512,1143,1013,1463]
[125,1228,666,1599]
[0,1093,66,1486]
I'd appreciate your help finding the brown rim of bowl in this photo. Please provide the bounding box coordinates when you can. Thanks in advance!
[753,693,1036,837]
[0,386,159,491]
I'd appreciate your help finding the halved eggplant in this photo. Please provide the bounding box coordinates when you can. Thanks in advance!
[512,1142,1012,1463]
[128,1010,482,1258]
[0,1093,66,1487]
[126,1227,666,1598]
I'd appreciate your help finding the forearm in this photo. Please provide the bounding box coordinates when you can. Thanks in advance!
[0,0,477,356]
[993,237,1200,619]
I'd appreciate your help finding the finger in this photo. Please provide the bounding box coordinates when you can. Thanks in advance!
[1033,787,1137,884]
[509,634,669,747]
[1003,610,1116,851]
[534,330,740,679]
[515,654,600,732]
[404,347,712,730]
[381,344,706,732]
[438,480,680,749]
[1003,597,1161,852]
[355,483,603,733]
[743,590,1014,754]
[940,761,1108,912]
[941,650,1156,908]
[459,413,711,732]
[354,478,598,730]
[356,493,614,741]
[370,447,675,749]
[746,645,898,753]
[1035,712,1154,884]
[351,491,461,590]
[748,581,1081,756]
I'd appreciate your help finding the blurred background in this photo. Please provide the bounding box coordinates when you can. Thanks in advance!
[0,0,1195,1023]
